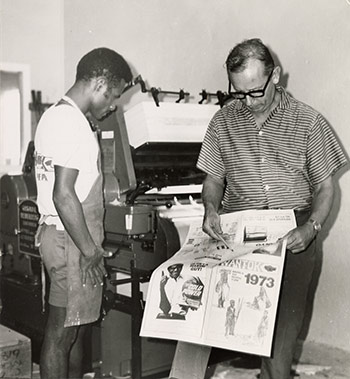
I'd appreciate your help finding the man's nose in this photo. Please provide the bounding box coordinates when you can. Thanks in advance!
[245,95,253,107]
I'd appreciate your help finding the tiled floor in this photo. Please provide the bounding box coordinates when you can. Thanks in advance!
[32,341,350,379]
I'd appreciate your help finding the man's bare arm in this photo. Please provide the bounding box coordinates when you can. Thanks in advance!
[53,165,106,284]
[202,174,225,240]
[285,176,334,253]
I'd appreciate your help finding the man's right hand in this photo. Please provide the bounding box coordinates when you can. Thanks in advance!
[160,271,169,289]
[80,246,108,286]
[202,210,223,240]
[201,174,225,241]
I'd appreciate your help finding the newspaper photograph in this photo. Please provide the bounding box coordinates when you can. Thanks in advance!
[140,209,297,357]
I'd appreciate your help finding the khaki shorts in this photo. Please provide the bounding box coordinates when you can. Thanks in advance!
[39,224,68,307]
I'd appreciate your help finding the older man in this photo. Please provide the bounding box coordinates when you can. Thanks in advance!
[169,38,347,379]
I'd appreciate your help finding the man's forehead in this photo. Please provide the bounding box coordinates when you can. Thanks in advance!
[232,60,265,79]
[230,61,266,90]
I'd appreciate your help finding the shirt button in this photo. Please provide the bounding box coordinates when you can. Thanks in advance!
[265,185,270,191]
[261,157,266,163]
[258,130,263,136]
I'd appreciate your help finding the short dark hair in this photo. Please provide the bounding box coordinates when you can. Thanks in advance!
[76,47,132,87]
[225,38,275,75]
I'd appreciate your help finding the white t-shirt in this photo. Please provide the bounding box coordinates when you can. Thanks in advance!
[165,275,186,314]
[34,96,100,229]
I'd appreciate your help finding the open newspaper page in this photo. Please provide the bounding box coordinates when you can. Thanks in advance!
[140,209,297,357]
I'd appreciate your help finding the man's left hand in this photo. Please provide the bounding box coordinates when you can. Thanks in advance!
[284,222,316,254]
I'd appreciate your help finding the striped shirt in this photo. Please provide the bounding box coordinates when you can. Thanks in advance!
[197,87,347,213]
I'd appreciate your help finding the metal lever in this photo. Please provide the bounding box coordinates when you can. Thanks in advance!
[150,87,160,107]
[175,89,185,103]
[133,75,147,93]
[199,90,208,104]
[216,90,226,107]
[132,75,190,106]
[198,89,230,107]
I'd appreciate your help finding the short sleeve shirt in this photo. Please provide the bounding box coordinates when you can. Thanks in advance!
[34,96,100,228]
[197,87,347,213]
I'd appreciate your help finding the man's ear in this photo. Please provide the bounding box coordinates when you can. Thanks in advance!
[272,66,281,85]
[94,77,107,92]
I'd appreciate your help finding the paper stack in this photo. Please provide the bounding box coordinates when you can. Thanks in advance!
[124,101,219,148]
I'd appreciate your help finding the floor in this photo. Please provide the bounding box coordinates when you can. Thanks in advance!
[32,340,350,379]
[204,341,350,379]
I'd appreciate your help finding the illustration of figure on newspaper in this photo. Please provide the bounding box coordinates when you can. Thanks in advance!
[226,285,272,345]
[223,297,244,337]
[157,263,204,320]
[215,270,230,308]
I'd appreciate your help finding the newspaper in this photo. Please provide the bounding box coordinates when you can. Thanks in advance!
[140,209,297,357]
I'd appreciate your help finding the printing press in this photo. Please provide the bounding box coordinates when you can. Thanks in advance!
[0,142,46,361]
[0,100,218,378]
[94,102,218,377]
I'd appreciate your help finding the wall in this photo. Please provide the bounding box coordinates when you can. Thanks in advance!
[64,0,350,352]
[0,0,63,172]
[0,0,64,103]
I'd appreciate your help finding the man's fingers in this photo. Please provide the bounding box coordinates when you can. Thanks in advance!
[210,230,224,241]
[103,250,113,258]
[203,225,221,240]
[80,250,107,287]
[82,269,94,287]
[94,263,106,283]
[290,246,303,254]
[203,219,223,240]
[81,268,87,286]
[88,269,97,287]
[99,262,107,278]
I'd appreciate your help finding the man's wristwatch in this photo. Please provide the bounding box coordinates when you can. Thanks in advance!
[308,218,322,233]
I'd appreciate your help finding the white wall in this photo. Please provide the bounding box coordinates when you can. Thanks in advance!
[0,0,64,103]
[0,0,64,172]
[63,0,350,351]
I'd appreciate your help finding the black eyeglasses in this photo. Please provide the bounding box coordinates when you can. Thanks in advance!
[121,80,135,94]
[228,69,274,100]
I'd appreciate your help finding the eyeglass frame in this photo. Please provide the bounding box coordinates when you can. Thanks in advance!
[121,80,135,94]
[228,68,275,100]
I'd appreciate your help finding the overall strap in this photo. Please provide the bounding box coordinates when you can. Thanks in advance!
[55,98,73,107]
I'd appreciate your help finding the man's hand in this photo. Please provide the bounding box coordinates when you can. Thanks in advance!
[202,210,223,240]
[283,222,316,254]
[201,174,225,240]
[80,246,108,286]
[160,271,169,289]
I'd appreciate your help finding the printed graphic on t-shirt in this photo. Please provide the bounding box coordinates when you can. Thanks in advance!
[35,152,54,182]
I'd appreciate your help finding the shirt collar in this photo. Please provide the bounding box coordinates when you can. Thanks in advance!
[275,86,292,110]
[61,95,80,110]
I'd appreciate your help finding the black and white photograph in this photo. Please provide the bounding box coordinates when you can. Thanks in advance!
[0,1,349,379]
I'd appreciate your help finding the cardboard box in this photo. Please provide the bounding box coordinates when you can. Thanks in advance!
[0,325,32,378]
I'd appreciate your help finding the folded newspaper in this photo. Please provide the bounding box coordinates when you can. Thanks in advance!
[140,209,297,357]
